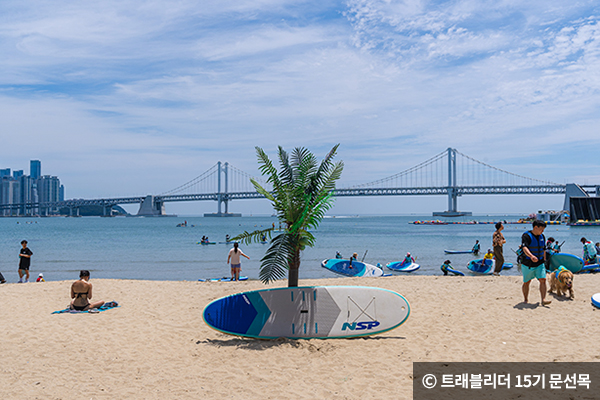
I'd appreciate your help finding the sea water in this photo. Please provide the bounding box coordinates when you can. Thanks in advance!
[0,215,598,282]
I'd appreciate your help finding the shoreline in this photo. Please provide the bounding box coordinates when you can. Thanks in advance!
[2,275,600,399]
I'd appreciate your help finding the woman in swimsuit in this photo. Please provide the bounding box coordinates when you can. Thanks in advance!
[70,270,105,311]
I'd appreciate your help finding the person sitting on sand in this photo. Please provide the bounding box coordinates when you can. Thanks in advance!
[70,270,105,311]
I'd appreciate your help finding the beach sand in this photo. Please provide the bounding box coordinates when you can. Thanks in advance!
[2,274,600,399]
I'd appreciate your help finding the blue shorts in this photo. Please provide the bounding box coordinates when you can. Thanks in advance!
[230,263,241,270]
[522,264,546,283]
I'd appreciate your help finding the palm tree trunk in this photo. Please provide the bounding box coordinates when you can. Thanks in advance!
[288,250,300,287]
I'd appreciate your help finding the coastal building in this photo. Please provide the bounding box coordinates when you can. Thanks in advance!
[30,160,41,179]
[0,160,64,216]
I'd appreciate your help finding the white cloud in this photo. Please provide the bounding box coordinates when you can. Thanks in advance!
[0,0,599,214]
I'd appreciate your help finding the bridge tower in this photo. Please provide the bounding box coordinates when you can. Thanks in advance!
[433,148,472,217]
[204,161,241,217]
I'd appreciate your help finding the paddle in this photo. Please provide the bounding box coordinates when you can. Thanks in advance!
[361,250,368,262]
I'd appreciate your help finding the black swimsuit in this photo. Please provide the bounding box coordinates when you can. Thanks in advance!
[72,291,89,311]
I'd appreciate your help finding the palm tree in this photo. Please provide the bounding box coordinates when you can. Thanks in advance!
[233,145,343,287]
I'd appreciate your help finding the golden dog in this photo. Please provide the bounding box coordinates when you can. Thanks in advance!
[549,267,574,299]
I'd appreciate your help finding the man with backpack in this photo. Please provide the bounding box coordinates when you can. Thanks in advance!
[581,237,598,265]
[521,220,551,305]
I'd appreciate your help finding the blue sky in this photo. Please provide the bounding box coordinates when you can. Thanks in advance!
[1,0,599,215]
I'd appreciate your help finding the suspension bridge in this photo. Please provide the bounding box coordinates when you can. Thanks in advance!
[2,148,599,218]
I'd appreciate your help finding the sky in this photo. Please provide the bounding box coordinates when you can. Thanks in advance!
[1,0,599,216]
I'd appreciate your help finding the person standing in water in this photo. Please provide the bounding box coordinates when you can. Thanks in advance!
[227,243,250,281]
[472,240,480,255]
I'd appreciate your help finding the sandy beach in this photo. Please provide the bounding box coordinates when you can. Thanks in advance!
[2,274,600,399]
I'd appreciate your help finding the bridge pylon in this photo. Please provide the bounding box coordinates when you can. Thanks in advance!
[204,161,241,217]
[433,148,472,217]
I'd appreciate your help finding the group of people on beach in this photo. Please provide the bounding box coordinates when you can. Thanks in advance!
[0,239,105,311]
[482,220,600,305]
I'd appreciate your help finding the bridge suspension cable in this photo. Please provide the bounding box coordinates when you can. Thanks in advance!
[346,148,558,189]
[160,163,219,195]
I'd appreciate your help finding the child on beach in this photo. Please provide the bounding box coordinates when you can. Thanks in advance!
[36,273,45,282]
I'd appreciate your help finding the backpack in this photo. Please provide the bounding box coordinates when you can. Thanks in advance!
[516,246,526,265]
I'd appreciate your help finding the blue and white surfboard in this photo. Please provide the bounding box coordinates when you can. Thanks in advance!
[203,286,410,339]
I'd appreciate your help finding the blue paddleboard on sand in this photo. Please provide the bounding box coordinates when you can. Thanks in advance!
[548,253,584,273]
[198,276,248,282]
[203,286,410,339]
[592,293,600,308]
[386,260,420,272]
[321,259,384,277]
[467,259,512,274]
[580,264,600,273]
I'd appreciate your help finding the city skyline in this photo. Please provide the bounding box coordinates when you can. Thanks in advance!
[0,159,64,215]
[1,1,599,215]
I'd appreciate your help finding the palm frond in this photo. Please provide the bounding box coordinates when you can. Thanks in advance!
[259,233,296,284]
[232,227,274,245]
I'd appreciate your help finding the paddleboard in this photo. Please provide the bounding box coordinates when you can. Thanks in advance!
[467,259,493,274]
[548,253,584,273]
[198,276,248,282]
[592,293,600,308]
[321,259,384,277]
[467,259,512,274]
[203,286,410,339]
[441,264,465,276]
[198,241,216,245]
[444,250,474,254]
[579,264,600,273]
[386,260,420,272]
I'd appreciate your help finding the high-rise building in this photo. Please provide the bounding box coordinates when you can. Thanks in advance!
[1,160,64,216]
[30,160,41,179]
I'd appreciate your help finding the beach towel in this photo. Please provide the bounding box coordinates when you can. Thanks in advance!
[52,301,119,314]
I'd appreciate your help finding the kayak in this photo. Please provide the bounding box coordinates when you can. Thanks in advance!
[386,260,420,272]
